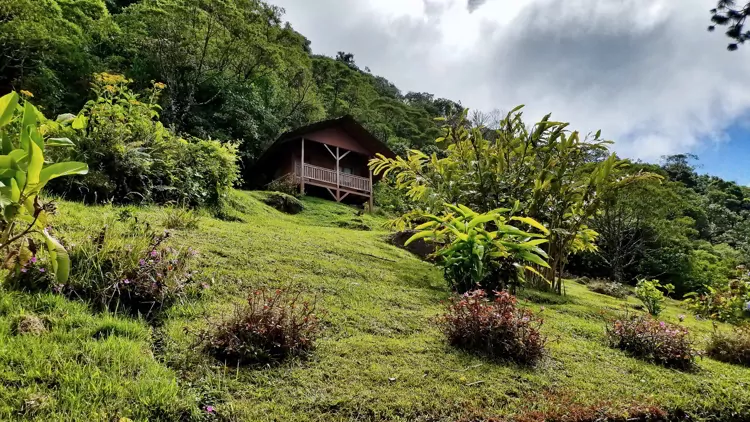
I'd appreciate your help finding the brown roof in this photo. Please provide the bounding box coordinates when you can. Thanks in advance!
[257,115,396,163]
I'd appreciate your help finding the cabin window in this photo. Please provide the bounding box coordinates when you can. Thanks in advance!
[342,167,352,174]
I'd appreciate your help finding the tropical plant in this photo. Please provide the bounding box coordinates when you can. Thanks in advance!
[685,269,750,323]
[405,203,549,293]
[0,91,88,284]
[371,107,658,294]
[635,279,675,316]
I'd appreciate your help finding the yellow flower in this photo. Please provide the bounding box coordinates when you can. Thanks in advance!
[20,90,34,98]
[154,82,166,90]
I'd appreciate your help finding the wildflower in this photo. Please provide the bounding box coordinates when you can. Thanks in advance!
[30,256,37,264]
[139,259,146,266]
[123,279,130,284]
[20,268,27,273]
[154,82,167,90]
[39,268,46,273]
[20,90,34,98]
[150,250,158,257]
[204,405,214,413]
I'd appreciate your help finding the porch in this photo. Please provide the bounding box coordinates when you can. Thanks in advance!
[294,162,372,201]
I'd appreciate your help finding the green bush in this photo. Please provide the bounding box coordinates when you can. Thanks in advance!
[635,279,674,316]
[47,73,239,207]
[588,280,630,299]
[685,269,750,324]
[606,315,698,370]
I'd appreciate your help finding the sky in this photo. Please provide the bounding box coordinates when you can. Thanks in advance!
[267,0,750,185]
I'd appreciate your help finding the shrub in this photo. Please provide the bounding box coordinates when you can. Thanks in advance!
[47,73,239,207]
[706,327,750,366]
[162,205,200,230]
[588,280,629,299]
[606,315,698,369]
[685,272,750,324]
[439,290,546,364]
[199,289,321,365]
[263,192,304,214]
[64,216,198,317]
[266,174,300,198]
[635,279,674,316]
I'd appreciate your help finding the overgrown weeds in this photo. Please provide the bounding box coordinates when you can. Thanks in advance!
[64,216,198,317]
[198,289,322,365]
[706,326,750,366]
[439,290,546,364]
[162,205,200,230]
[587,280,629,299]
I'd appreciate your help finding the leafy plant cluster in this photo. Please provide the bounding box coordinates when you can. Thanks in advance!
[372,107,657,294]
[586,279,630,299]
[0,92,88,285]
[685,267,750,324]
[47,73,239,207]
[439,290,546,365]
[404,203,549,293]
[199,289,321,365]
[635,279,674,316]
[606,315,698,370]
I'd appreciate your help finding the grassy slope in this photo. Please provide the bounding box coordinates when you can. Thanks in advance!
[1,191,749,421]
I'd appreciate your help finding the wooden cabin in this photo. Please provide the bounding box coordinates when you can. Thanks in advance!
[254,116,396,208]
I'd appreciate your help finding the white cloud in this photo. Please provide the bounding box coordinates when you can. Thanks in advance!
[269,0,750,161]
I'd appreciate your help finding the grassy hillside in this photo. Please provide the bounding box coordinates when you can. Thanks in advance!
[1,191,749,421]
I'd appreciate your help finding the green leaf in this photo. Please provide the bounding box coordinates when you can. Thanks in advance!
[26,140,44,187]
[467,214,496,230]
[518,250,550,268]
[43,229,70,283]
[38,161,88,186]
[46,138,75,147]
[71,114,86,130]
[404,230,436,246]
[511,216,550,235]
[0,92,19,128]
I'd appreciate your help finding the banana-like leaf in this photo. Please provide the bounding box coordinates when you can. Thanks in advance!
[46,138,75,147]
[38,162,88,186]
[0,92,19,128]
[43,229,70,283]
[414,220,438,231]
[524,266,550,284]
[26,140,43,188]
[518,250,550,268]
[467,214,496,230]
[404,230,436,246]
[510,216,550,235]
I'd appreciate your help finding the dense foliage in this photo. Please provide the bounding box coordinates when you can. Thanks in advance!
[439,290,546,364]
[707,327,750,366]
[708,1,750,50]
[1,0,460,181]
[47,73,239,207]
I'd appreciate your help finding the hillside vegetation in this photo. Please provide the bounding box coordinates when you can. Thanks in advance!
[0,192,748,421]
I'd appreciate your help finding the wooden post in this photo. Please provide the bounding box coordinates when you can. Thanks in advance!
[368,168,374,212]
[335,146,340,202]
[300,138,305,195]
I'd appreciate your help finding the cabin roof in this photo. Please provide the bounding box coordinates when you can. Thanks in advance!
[257,115,396,163]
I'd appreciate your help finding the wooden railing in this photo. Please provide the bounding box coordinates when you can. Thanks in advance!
[295,163,371,193]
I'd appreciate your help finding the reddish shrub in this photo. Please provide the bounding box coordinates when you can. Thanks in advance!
[606,315,698,369]
[707,327,750,366]
[439,290,546,364]
[201,289,321,364]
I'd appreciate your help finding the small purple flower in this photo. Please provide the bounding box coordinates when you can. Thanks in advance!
[204,405,214,413]
[30,256,37,264]
[139,259,146,266]
[659,321,665,328]
[20,268,27,273]
[38,268,46,273]
[150,250,158,257]
[123,279,130,284]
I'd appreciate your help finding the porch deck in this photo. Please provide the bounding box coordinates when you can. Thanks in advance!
[294,163,371,200]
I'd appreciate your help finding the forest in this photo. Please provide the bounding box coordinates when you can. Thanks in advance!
[2,0,750,420]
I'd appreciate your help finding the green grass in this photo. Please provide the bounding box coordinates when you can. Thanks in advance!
[1,191,750,421]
